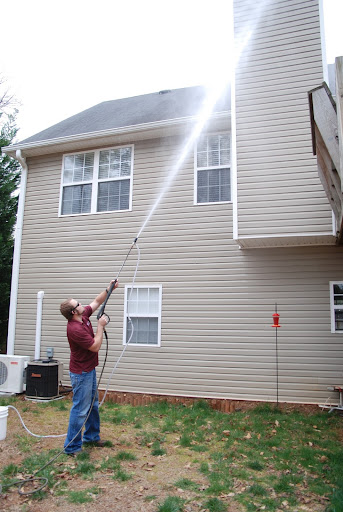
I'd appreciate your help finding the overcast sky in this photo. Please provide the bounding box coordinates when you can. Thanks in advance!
[1,0,342,142]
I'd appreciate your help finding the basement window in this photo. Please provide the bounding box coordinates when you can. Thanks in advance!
[330,282,343,333]
[60,145,133,215]
[124,285,162,346]
[195,133,231,204]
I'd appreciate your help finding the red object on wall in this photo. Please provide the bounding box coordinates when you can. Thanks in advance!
[272,313,281,327]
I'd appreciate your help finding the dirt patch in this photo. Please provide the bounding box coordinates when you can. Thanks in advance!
[0,398,244,512]
[0,396,337,512]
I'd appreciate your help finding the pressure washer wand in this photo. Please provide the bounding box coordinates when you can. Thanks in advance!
[97,237,138,319]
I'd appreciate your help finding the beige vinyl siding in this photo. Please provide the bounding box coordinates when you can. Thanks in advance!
[234,0,333,240]
[12,135,343,404]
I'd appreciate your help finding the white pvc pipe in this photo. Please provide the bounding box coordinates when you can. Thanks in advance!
[35,291,45,360]
[7,150,28,355]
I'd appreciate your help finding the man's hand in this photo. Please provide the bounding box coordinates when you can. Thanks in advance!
[98,314,109,328]
[90,281,119,313]
[107,280,119,292]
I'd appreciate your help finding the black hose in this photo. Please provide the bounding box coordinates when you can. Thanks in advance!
[4,239,137,496]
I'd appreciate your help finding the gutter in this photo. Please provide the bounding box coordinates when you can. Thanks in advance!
[2,111,231,158]
[7,150,28,355]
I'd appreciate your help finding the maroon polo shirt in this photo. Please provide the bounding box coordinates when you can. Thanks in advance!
[67,305,98,374]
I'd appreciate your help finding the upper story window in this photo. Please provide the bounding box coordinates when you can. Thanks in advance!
[60,145,133,216]
[330,282,343,333]
[195,133,231,204]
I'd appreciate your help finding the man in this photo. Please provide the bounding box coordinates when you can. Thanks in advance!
[60,280,118,456]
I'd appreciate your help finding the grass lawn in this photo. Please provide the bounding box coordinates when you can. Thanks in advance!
[0,396,342,511]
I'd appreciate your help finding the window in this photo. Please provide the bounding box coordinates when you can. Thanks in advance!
[330,282,343,333]
[195,133,231,204]
[60,145,133,215]
[124,285,162,346]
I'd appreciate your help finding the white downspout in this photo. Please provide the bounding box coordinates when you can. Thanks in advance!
[35,291,45,360]
[7,150,28,355]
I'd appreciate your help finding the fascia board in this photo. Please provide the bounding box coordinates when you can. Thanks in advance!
[3,112,230,158]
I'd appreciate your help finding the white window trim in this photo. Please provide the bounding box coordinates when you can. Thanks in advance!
[330,281,343,333]
[59,144,134,216]
[194,131,232,205]
[123,284,162,347]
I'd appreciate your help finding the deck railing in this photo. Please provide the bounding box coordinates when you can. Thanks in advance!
[308,56,343,244]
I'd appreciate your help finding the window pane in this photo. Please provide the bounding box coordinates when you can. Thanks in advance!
[220,149,230,166]
[208,136,219,153]
[219,134,230,150]
[99,147,132,180]
[208,150,219,167]
[63,169,73,184]
[149,288,159,314]
[84,167,93,181]
[64,156,74,170]
[197,169,208,187]
[74,168,84,182]
[110,164,120,178]
[126,318,137,343]
[209,171,219,186]
[62,184,92,215]
[85,153,94,166]
[197,152,208,167]
[121,146,132,160]
[127,288,138,315]
[334,284,343,305]
[197,134,230,169]
[138,318,149,343]
[63,153,94,183]
[121,160,131,176]
[197,168,230,203]
[99,151,110,166]
[335,309,343,331]
[197,136,207,153]
[135,288,152,315]
[75,154,84,168]
[208,186,220,202]
[97,179,130,212]
[126,317,158,344]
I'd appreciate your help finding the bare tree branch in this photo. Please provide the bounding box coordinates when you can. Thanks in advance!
[0,76,18,114]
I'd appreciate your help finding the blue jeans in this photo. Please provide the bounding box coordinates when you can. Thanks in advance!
[64,369,100,454]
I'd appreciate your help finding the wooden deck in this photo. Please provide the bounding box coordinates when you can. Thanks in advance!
[308,56,343,244]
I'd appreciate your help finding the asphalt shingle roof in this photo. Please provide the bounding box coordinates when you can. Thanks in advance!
[20,85,230,144]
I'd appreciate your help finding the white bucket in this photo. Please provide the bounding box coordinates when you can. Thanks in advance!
[0,406,9,441]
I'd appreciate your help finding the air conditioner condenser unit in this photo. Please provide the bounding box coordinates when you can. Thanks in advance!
[0,355,31,393]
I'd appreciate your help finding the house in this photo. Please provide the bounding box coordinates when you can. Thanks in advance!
[3,0,343,406]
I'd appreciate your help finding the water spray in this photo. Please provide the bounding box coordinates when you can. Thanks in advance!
[4,69,232,500]
[97,237,138,320]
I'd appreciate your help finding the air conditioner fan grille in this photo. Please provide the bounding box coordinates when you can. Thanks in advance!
[0,361,8,386]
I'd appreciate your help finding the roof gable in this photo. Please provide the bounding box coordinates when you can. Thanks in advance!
[20,85,231,145]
